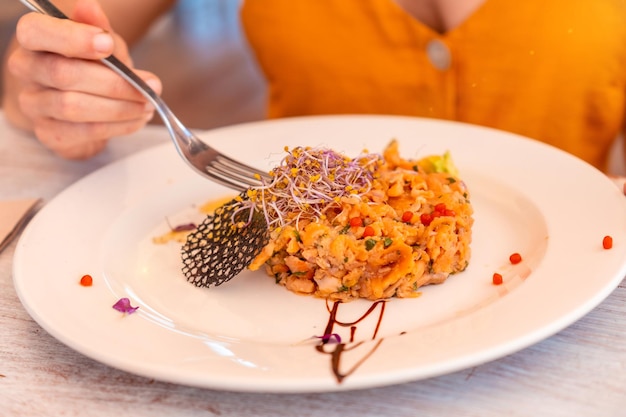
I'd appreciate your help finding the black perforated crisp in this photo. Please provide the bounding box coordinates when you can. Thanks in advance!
[181,194,269,288]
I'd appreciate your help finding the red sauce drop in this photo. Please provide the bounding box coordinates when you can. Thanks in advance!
[79,274,93,287]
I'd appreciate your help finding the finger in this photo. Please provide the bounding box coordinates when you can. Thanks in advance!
[48,137,109,160]
[19,86,155,123]
[32,117,153,159]
[9,49,162,103]
[16,13,114,59]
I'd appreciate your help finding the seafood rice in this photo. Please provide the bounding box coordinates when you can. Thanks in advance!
[247,140,473,301]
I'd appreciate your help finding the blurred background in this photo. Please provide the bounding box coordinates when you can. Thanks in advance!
[0,0,266,130]
[0,1,623,174]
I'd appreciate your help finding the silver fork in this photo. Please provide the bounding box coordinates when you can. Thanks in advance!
[19,0,266,192]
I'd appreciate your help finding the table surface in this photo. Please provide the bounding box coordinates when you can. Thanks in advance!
[1,112,625,417]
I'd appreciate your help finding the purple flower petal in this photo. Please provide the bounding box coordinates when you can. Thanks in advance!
[112,298,139,314]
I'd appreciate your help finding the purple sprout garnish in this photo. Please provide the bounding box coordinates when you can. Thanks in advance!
[233,146,382,229]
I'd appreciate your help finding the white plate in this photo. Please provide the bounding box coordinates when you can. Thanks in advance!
[13,115,626,393]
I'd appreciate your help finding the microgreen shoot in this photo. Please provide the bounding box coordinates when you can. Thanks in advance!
[233,146,382,230]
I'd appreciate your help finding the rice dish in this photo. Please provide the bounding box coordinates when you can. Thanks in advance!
[246,140,473,301]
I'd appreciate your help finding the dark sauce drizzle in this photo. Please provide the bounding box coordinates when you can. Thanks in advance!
[316,300,386,383]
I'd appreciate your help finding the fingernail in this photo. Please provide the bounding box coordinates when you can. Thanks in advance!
[93,32,114,54]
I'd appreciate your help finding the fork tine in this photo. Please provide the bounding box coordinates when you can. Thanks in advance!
[214,154,272,181]
[202,169,249,192]
[207,162,264,188]
[188,144,268,191]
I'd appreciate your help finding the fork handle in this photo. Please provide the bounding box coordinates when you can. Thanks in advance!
[17,0,166,112]
[18,0,65,18]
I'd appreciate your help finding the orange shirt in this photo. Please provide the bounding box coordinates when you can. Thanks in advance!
[240,0,626,171]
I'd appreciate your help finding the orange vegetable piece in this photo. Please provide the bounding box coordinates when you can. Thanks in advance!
[603,235,613,250]
[363,225,376,237]
[349,217,363,227]
[79,274,93,287]
[420,213,432,226]
[509,253,522,264]
[492,273,503,285]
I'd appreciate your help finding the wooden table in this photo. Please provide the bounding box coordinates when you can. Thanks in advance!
[1,112,624,417]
